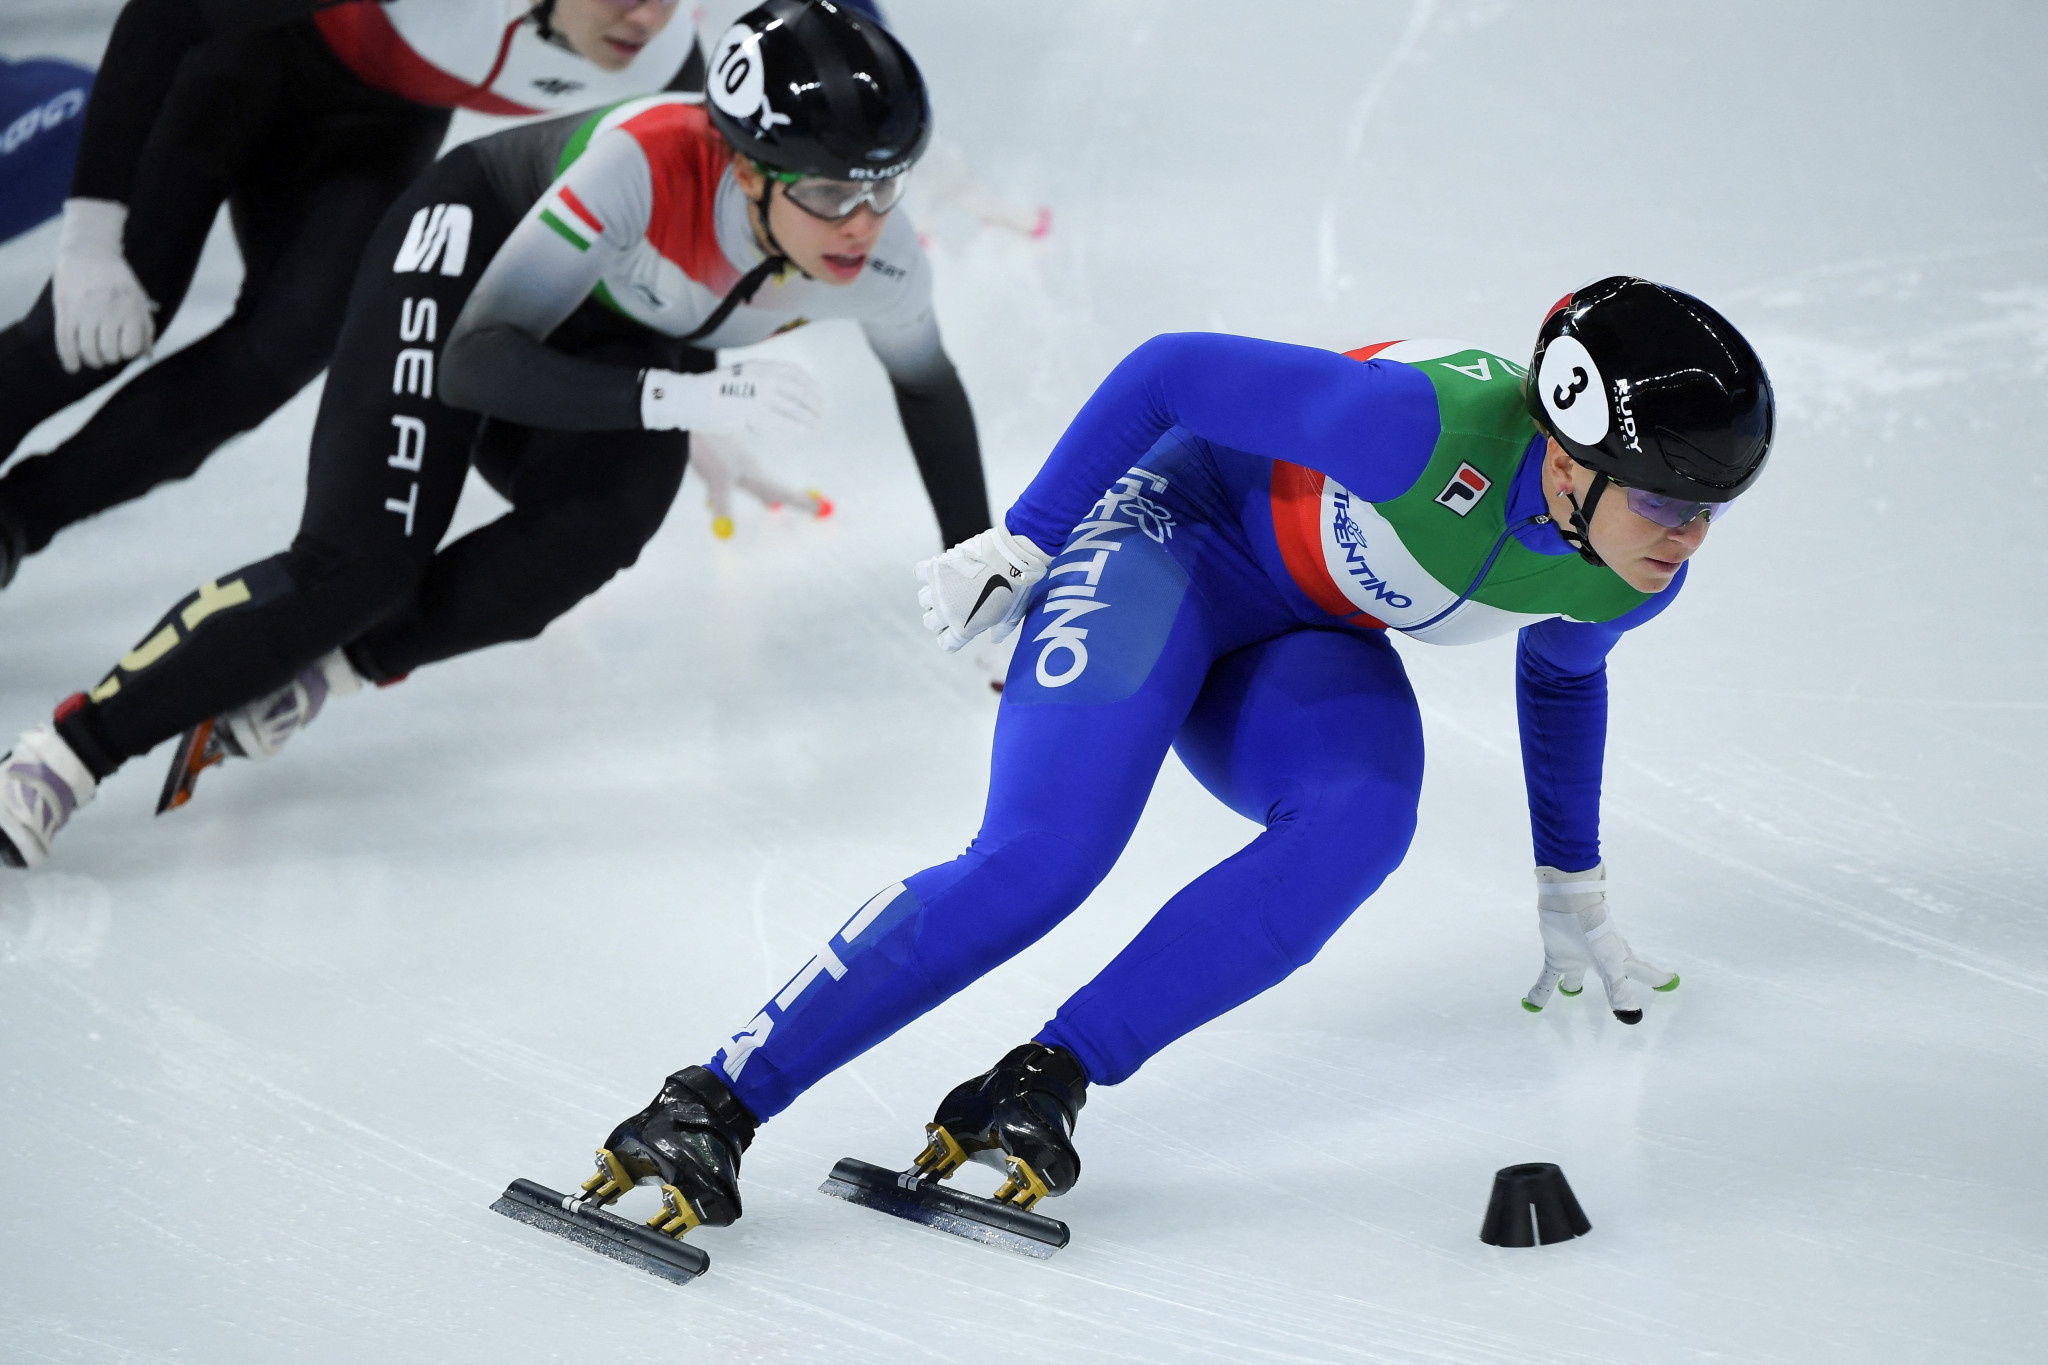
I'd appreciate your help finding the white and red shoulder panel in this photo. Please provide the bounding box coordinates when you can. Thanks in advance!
[314,0,697,117]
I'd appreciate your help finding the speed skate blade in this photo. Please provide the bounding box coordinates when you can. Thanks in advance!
[155,721,220,815]
[490,1178,709,1285]
[819,1157,1069,1259]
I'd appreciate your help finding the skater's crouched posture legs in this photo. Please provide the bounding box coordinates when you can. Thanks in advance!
[1040,627,1424,1083]
[349,337,707,679]
[14,152,450,554]
[43,150,517,775]
[0,27,449,558]
[62,537,431,770]
[706,504,1303,1121]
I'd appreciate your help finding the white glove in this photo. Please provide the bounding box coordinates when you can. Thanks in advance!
[51,198,157,374]
[916,525,1050,652]
[640,359,822,435]
[1521,862,1678,1024]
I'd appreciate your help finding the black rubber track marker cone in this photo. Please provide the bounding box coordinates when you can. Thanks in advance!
[1478,1163,1591,1247]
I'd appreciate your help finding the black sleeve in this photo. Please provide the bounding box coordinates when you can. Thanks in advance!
[439,323,646,431]
[70,0,360,203]
[892,358,992,547]
[663,33,707,95]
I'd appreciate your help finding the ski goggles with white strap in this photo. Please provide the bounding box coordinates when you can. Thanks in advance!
[759,164,910,222]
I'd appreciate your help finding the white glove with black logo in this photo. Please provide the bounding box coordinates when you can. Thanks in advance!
[640,359,822,435]
[1522,862,1678,1024]
[916,525,1050,652]
[52,198,158,374]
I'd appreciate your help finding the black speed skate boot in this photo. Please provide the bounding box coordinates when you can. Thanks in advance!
[582,1065,758,1240]
[913,1042,1089,1210]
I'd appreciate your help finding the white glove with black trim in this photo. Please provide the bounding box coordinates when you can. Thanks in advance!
[641,359,822,435]
[1522,862,1678,1024]
[52,198,157,374]
[916,524,1050,652]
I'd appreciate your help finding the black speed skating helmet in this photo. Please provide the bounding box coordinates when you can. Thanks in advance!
[704,0,931,182]
[1527,276,1775,502]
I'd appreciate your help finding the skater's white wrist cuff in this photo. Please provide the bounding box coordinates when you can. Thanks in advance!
[1535,863,1606,904]
[58,198,128,259]
[991,525,1048,576]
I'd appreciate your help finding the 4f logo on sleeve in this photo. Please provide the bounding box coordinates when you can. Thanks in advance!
[1433,462,1492,516]
[393,204,472,276]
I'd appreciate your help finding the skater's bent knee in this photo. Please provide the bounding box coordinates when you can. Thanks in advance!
[1254,787,1417,969]
[282,542,423,612]
[972,826,1121,904]
[904,828,1116,973]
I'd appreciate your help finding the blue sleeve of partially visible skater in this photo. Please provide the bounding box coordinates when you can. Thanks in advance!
[1006,333,1441,553]
[0,58,94,244]
[1516,563,1687,870]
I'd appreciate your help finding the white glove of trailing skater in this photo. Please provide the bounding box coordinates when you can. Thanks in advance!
[51,198,157,374]
[1522,862,1678,1024]
[916,524,1050,652]
[640,359,822,436]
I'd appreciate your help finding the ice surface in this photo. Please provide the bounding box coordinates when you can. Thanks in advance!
[1,2,2044,1362]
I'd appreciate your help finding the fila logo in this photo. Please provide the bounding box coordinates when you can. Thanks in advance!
[393,204,472,276]
[1433,462,1492,516]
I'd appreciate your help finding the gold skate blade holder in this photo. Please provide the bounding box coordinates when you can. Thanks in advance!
[649,1183,702,1239]
[579,1149,702,1241]
[580,1147,635,1205]
[913,1123,970,1180]
[993,1157,1051,1210]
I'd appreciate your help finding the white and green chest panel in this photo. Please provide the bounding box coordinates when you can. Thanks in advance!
[1266,339,1653,645]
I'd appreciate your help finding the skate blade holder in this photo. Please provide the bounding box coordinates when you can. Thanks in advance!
[820,1154,1070,1260]
[1478,1163,1591,1247]
[156,719,227,814]
[491,1174,710,1285]
[577,1147,707,1240]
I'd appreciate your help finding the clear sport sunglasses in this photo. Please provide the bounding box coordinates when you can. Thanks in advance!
[1608,477,1731,528]
[759,164,910,222]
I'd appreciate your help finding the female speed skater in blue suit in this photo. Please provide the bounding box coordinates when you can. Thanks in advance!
[537,276,1776,1253]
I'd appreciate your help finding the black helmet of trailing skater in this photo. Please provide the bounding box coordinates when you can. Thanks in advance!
[704,0,932,182]
[1527,275,1775,503]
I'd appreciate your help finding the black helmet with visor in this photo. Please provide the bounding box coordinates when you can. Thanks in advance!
[705,0,931,227]
[1527,276,1774,565]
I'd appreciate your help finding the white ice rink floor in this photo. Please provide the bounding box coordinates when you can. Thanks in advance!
[2,2,2044,1361]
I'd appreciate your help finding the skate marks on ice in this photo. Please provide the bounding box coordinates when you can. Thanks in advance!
[1616,787,2048,1000]
[0,872,112,966]
[1730,239,2048,434]
[787,1030,1687,1365]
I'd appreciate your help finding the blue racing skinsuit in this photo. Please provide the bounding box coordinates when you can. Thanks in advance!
[709,333,1685,1117]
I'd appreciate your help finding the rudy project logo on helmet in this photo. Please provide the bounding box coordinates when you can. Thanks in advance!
[1537,334,1608,446]
[1612,376,1643,454]
[709,24,790,134]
